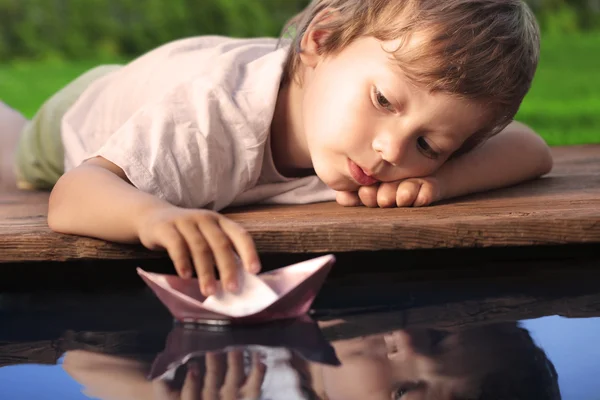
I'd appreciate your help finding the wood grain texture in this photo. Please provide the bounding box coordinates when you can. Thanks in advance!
[1,145,599,262]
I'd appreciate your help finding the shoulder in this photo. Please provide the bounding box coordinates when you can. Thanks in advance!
[142,36,283,67]
[193,39,290,144]
[150,35,289,122]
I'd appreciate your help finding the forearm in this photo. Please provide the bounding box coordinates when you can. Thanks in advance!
[433,121,553,201]
[48,158,173,243]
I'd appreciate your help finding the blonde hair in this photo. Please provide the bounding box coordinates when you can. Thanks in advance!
[281,0,541,153]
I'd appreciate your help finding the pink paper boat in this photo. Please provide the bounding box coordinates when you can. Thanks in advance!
[137,254,335,325]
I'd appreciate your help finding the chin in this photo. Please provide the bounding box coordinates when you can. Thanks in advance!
[313,162,360,191]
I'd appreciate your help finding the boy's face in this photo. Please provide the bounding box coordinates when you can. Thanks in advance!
[320,328,499,400]
[300,36,491,191]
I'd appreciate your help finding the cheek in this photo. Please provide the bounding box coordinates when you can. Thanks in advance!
[322,360,391,398]
[418,161,445,177]
[303,78,368,148]
[384,164,428,182]
[421,157,449,176]
[388,157,447,181]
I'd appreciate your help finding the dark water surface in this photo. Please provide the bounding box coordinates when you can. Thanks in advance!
[1,255,600,400]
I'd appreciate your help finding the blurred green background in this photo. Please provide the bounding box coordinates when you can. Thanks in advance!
[0,0,598,146]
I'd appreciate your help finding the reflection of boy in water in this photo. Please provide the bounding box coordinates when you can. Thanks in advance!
[59,321,560,400]
[311,322,561,400]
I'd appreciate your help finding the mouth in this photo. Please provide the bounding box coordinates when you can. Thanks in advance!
[348,159,379,186]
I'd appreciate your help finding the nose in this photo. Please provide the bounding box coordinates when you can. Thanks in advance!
[372,130,408,166]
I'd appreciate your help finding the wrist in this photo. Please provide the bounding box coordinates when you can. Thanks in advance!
[133,199,177,238]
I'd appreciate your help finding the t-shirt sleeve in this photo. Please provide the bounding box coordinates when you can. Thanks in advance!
[89,81,246,210]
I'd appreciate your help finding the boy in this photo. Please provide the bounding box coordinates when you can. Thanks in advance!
[57,322,560,400]
[1,0,551,296]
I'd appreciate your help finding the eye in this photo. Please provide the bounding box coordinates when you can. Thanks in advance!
[393,387,409,399]
[374,87,395,112]
[392,381,424,399]
[417,137,439,159]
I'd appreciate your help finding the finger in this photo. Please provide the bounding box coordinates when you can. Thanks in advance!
[176,219,217,296]
[181,360,205,400]
[335,191,362,207]
[224,350,245,387]
[414,179,438,207]
[358,185,379,208]
[240,352,266,399]
[396,180,421,207]
[376,182,401,208]
[220,351,246,400]
[161,224,194,279]
[218,217,261,275]
[198,219,240,293]
[203,353,226,400]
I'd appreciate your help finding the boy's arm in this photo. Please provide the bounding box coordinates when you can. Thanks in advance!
[48,157,170,243]
[431,121,553,202]
[336,121,553,207]
[48,157,261,295]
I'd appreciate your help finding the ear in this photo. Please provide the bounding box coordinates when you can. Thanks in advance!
[299,8,338,69]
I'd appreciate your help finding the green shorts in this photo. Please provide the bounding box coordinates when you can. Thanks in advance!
[15,65,121,190]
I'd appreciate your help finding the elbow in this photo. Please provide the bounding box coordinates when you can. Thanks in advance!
[538,146,554,177]
[47,185,63,233]
[47,174,71,233]
[47,202,63,234]
[512,121,553,178]
[532,135,554,178]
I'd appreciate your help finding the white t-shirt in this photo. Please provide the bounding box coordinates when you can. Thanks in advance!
[61,36,335,211]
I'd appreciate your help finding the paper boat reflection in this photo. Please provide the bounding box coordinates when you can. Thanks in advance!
[150,315,340,381]
[137,254,335,325]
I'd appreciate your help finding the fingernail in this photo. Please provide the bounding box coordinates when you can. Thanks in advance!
[188,361,200,377]
[181,269,192,279]
[204,283,216,296]
[249,261,261,274]
[227,281,238,292]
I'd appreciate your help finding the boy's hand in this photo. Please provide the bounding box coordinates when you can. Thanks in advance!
[152,351,265,400]
[336,177,442,208]
[136,207,261,296]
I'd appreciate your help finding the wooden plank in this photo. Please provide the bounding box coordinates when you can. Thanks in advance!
[1,145,599,262]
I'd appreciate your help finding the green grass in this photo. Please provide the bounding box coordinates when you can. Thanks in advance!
[0,59,127,118]
[516,33,600,145]
[1,34,599,146]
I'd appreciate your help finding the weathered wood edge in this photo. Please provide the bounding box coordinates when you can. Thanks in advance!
[2,206,600,262]
[1,144,599,262]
